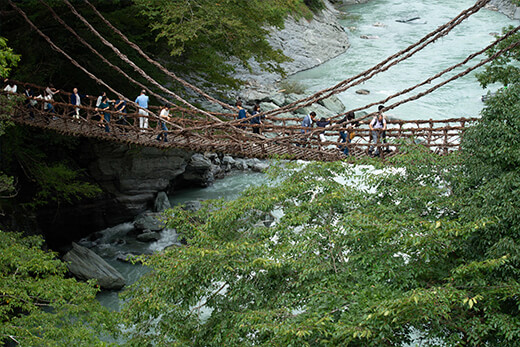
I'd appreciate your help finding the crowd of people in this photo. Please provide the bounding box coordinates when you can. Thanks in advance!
[4,79,390,155]
[3,80,171,138]
[296,104,389,156]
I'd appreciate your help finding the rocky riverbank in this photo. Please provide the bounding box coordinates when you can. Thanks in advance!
[489,0,520,19]
[34,140,276,248]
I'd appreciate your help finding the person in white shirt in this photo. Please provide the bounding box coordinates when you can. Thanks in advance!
[3,79,17,95]
[44,84,59,116]
[156,105,170,142]
[369,109,387,156]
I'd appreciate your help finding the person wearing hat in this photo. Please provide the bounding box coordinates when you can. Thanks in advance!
[135,89,149,130]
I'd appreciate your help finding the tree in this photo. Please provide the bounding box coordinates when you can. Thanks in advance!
[0,37,21,198]
[119,145,520,345]
[0,230,116,345]
[133,0,319,87]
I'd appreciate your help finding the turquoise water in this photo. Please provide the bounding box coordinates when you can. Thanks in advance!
[289,0,517,120]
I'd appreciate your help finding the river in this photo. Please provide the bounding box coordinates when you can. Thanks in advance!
[88,0,517,310]
[288,0,517,120]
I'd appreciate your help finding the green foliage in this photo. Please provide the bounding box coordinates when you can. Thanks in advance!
[120,145,520,345]
[132,0,316,86]
[1,126,102,209]
[0,39,20,200]
[0,230,116,345]
[29,163,102,208]
[304,0,325,12]
[0,37,21,78]
[476,27,520,88]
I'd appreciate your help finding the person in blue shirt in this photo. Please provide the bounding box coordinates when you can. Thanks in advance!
[135,89,149,130]
[250,103,263,134]
[301,111,317,134]
[114,96,128,127]
[70,87,88,121]
[236,100,248,129]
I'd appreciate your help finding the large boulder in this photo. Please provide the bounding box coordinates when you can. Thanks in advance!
[137,230,162,242]
[318,95,346,115]
[134,212,167,231]
[154,192,171,212]
[181,153,216,187]
[63,243,125,290]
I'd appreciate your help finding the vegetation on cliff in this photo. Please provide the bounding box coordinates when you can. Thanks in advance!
[1,0,325,95]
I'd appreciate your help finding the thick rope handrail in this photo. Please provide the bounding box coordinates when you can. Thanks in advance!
[4,88,474,161]
[268,36,520,145]
[83,0,235,112]
[7,0,163,123]
[260,0,491,118]
[38,0,186,130]
[61,0,223,123]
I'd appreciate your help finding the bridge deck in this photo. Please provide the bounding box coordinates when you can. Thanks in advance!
[3,84,476,162]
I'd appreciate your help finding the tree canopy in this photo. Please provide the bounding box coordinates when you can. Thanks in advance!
[116,24,520,342]
[0,230,115,346]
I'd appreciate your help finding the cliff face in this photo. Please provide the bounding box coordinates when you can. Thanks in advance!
[34,140,215,248]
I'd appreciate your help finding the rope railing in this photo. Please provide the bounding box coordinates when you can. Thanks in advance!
[259,0,491,118]
[83,0,236,112]
[4,87,477,162]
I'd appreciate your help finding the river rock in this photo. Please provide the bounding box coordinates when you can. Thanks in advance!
[234,159,249,171]
[360,35,380,39]
[318,95,346,115]
[137,231,161,242]
[266,92,286,107]
[252,162,270,172]
[134,212,167,231]
[489,0,520,19]
[294,103,332,117]
[183,200,202,212]
[63,242,125,290]
[259,101,279,112]
[356,89,370,95]
[222,155,236,166]
[181,153,216,187]
[154,191,171,212]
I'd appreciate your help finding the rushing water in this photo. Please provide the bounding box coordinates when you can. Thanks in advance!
[86,171,267,310]
[288,0,517,120]
[89,1,517,310]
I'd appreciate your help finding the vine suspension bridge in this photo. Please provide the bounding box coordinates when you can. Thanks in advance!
[3,0,518,161]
